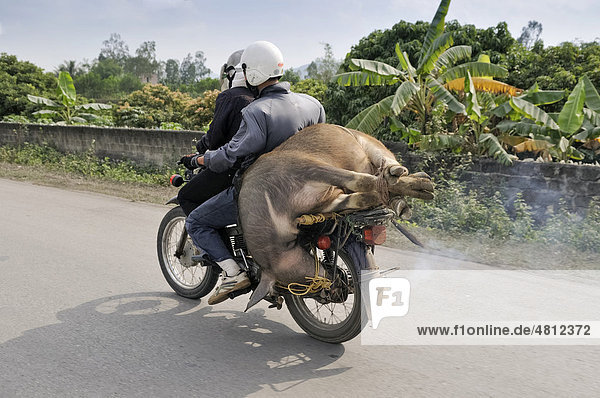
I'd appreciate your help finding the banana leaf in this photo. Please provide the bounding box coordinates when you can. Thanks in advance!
[509,97,560,130]
[27,95,61,108]
[419,0,451,64]
[434,45,472,73]
[395,44,416,80]
[333,71,398,86]
[57,71,77,107]
[439,62,508,82]
[349,59,401,76]
[427,78,465,114]
[496,119,550,136]
[479,133,516,165]
[32,110,59,116]
[345,95,394,134]
[75,103,112,110]
[558,78,585,135]
[391,81,420,115]
[582,75,600,112]
[464,71,481,120]
[417,32,453,75]
[583,108,600,126]
[446,77,521,96]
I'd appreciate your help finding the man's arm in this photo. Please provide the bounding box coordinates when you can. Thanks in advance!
[201,109,266,173]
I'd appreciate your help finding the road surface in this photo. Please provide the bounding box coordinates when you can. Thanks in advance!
[1,178,599,397]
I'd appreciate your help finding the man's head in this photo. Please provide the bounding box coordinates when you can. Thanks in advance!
[241,41,284,93]
[220,49,244,91]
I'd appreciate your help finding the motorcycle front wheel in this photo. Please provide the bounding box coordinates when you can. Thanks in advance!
[157,206,219,299]
[284,249,362,344]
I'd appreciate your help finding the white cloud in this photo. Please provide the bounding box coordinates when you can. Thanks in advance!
[0,23,3,36]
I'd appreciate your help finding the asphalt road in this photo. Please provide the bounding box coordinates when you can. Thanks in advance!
[1,178,599,397]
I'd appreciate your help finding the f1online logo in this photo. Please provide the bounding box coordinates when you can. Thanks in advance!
[369,278,411,329]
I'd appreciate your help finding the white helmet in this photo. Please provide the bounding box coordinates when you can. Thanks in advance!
[220,49,244,91]
[241,41,284,87]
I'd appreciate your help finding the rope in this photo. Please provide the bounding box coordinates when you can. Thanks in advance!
[284,248,332,296]
[295,212,339,226]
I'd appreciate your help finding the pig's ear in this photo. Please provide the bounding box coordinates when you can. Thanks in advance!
[245,273,276,312]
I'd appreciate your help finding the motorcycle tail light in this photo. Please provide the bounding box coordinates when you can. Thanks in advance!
[317,235,331,250]
[363,225,386,245]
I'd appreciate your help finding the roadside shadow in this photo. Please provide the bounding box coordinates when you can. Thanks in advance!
[0,292,349,397]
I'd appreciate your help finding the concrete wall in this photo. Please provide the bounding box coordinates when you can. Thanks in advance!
[2,123,599,218]
[384,140,600,219]
[0,122,203,167]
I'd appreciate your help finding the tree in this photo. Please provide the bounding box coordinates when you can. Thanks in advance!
[55,60,84,77]
[291,79,327,103]
[304,43,341,82]
[0,53,56,117]
[517,21,543,50]
[163,59,180,86]
[498,75,600,162]
[193,51,211,80]
[334,0,508,136]
[306,62,318,80]
[125,41,160,80]
[179,52,211,85]
[99,33,130,67]
[28,71,111,124]
[281,68,300,84]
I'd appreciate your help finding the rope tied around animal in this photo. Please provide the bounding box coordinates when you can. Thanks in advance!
[283,247,333,296]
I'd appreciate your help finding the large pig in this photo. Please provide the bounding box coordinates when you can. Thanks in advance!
[238,123,433,307]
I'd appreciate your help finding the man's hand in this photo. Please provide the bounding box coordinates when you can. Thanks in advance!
[179,153,200,170]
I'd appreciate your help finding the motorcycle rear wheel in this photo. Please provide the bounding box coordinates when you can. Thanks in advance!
[284,249,362,344]
[157,206,219,299]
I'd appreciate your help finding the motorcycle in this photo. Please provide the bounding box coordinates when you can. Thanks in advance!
[157,168,393,343]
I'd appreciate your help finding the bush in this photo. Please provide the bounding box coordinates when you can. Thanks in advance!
[182,89,219,130]
[113,84,192,128]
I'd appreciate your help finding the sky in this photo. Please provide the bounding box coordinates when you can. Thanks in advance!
[1,0,599,75]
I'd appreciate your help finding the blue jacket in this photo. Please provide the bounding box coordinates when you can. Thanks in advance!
[203,82,325,173]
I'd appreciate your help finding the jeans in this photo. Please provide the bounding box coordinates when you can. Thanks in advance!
[185,186,237,262]
[177,168,233,216]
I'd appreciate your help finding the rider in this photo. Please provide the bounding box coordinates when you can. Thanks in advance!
[177,50,254,216]
[184,40,326,305]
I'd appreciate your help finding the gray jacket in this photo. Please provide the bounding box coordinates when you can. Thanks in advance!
[203,82,325,173]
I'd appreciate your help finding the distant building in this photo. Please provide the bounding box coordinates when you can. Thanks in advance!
[139,73,159,85]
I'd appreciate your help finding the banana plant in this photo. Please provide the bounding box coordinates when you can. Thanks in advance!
[333,0,508,136]
[28,71,111,125]
[497,75,600,161]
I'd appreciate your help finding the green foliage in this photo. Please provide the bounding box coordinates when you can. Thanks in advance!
[540,200,600,252]
[333,0,509,139]
[500,75,600,162]
[281,68,301,85]
[27,71,111,125]
[291,79,328,103]
[306,43,342,82]
[113,84,192,128]
[182,89,219,130]
[0,142,175,185]
[408,177,600,252]
[409,179,512,239]
[0,53,56,118]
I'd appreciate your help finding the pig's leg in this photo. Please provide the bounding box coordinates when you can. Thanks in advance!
[320,191,382,212]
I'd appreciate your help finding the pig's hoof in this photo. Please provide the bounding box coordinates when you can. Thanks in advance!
[388,165,409,177]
